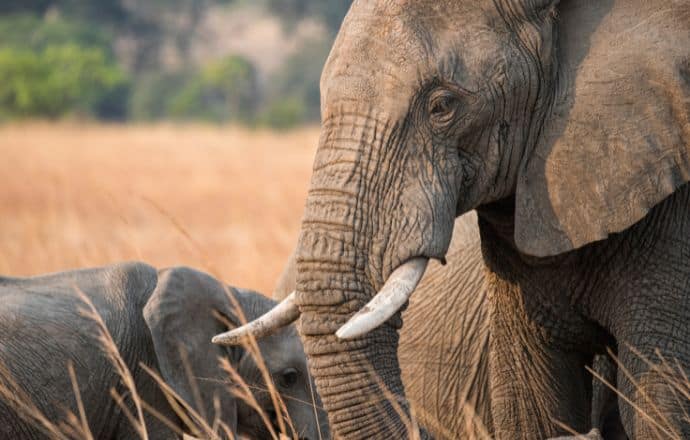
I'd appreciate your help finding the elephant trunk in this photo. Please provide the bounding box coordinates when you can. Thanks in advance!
[217,108,458,438]
[293,113,454,439]
[296,236,421,439]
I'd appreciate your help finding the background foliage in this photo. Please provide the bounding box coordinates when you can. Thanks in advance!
[0,0,353,127]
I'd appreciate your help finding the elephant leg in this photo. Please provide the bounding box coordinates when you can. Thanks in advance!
[488,276,594,439]
[590,354,627,440]
[613,298,690,439]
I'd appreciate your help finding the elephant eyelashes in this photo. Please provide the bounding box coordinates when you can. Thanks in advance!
[428,88,461,128]
[277,367,300,388]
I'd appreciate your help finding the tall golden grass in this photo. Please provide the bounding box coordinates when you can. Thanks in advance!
[0,122,318,293]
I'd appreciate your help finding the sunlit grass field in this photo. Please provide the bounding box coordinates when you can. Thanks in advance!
[0,122,319,294]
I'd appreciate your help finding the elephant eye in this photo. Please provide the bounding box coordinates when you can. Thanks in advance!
[428,89,459,126]
[277,367,299,388]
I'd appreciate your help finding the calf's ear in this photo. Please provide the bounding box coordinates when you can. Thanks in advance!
[143,267,261,436]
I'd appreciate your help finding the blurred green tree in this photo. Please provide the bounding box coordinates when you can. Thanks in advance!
[129,70,194,121]
[0,14,113,54]
[170,55,258,122]
[0,44,128,119]
[257,97,307,130]
[262,37,331,125]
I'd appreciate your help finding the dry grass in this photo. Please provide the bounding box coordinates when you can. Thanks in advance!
[0,122,318,293]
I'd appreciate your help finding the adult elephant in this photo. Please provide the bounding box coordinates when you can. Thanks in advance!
[271,213,625,440]
[217,1,690,438]
[270,214,493,439]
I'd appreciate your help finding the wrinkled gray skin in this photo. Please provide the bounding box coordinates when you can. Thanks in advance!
[291,1,690,438]
[0,262,327,439]
[399,214,626,440]
[276,213,626,439]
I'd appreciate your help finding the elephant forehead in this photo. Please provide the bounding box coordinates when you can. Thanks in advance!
[322,5,431,109]
[322,1,500,114]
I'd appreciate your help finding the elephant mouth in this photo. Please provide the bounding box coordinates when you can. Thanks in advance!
[211,257,429,344]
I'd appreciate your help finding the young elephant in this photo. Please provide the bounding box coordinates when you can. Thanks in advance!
[272,212,624,439]
[0,262,327,440]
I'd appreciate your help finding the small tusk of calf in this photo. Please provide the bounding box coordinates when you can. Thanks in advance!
[336,257,428,340]
[212,292,300,345]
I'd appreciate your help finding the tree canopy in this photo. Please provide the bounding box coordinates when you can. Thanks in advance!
[0,0,352,126]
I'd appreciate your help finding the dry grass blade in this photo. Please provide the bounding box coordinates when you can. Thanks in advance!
[64,361,94,440]
[0,361,71,440]
[216,284,296,438]
[138,398,187,437]
[551,420,584,438]
[461,403,492,440]
[371,367,420,438]
[178,346,209,422]
[306,366,323,440]
[606,347,680,439]
[141,196,223,281]
[110,388,151,437]
[357,357,492,439]
[672,357,690,425]
[73,285,149,440]
[210,395,236,438]
[219,357,279,439]
[627,346,690,435]
[138,363,223,439]
[585,364,667,438]
[198,377,325,410]
[649,350,690,426]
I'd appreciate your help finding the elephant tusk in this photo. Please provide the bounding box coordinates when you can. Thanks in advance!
[212,292,300,345]
[336,257,428,340]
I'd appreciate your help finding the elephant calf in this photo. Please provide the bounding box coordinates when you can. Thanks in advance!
[0,262,327,440]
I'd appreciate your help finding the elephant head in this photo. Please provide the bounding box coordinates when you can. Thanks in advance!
[143,267,328,439]
[217,1,689,437]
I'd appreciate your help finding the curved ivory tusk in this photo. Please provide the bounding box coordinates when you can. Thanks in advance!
[336,257,428,340]
[212,292,300,345]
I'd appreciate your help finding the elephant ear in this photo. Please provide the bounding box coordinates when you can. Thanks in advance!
[514,0,690,256]
[143,266,274,435]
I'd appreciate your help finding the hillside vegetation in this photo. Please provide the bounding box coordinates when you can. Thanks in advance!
[0,0,353,127]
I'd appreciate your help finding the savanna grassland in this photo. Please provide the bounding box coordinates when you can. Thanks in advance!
[0,123,319,294]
